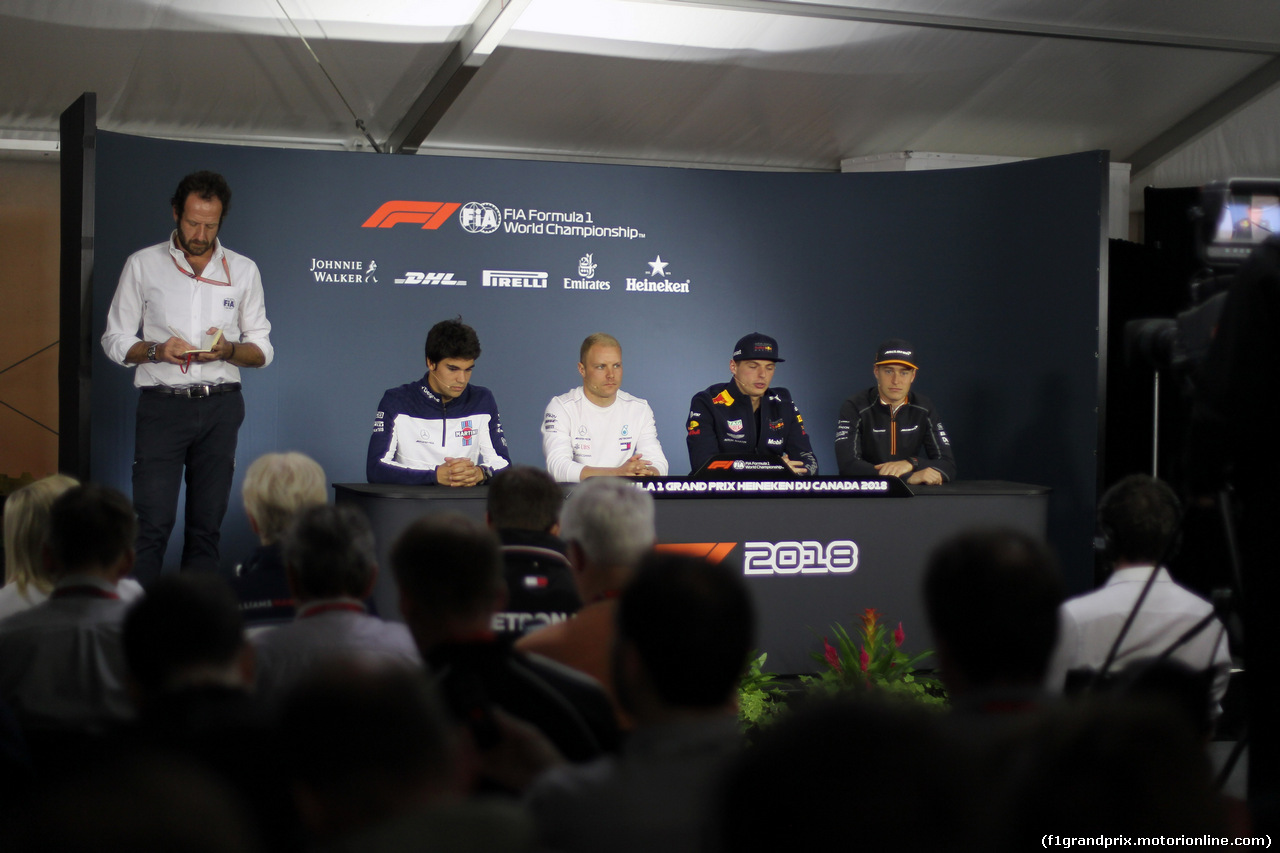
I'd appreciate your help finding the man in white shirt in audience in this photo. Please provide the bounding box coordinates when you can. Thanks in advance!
[1046,474,1232,710]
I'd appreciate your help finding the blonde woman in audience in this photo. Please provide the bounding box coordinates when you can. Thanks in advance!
[0,474,143,621]
[232,451,328,626]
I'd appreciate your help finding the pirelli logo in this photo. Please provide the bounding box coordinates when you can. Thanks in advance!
[362,201,461,230]
[483,270,548,288]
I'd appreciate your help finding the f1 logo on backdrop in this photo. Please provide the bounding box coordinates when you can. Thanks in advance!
[362,201,461,230]
[656,540,859,575]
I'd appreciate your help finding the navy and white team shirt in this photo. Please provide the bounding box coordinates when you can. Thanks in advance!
[366,375,510,485]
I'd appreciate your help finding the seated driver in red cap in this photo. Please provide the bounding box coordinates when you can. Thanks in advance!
[834,338,956,484]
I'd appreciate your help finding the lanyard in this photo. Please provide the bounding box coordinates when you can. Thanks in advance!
[171,253,231,287]
[171,253,231,373]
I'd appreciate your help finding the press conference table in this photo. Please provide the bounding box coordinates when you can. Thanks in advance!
[335,479,1048,674]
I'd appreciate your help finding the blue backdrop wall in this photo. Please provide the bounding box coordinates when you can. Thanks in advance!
[89,133,1106,590]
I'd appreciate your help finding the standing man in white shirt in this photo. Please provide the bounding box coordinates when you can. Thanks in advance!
[101,171,273,586]
[542,333,668,482]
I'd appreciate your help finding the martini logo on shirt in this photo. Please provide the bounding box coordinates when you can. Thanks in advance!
[455,420,479,446]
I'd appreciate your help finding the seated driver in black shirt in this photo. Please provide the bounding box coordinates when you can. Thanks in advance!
[834,338,955,484]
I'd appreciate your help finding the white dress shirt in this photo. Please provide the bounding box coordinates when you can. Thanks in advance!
[101,234,273,387]
[1046,565,1232,706]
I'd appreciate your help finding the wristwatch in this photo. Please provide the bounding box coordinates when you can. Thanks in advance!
[146,343,158,362]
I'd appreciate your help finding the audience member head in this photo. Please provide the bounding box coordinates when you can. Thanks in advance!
[16,752,264,853]
[1084,658,1217,741]
[614,552,754,720]
[486,466,563,534]
[998,697,1224,846]
[281,504,376,602]
[558,478,654,591]
[3,474,78,593]
[717,698,972,850]
[123,574,250,702]
[923,527,1063,697]
[46,484,136,581]
[241,452,327,546]
[1096,473,1181,567]
[424,316,481,365]
[391,514,504,647]
[279,662,463,840]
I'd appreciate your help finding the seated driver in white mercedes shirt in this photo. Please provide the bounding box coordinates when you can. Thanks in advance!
[542,333,669,482]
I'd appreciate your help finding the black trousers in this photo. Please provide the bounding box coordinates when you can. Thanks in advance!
[131,388,244,585]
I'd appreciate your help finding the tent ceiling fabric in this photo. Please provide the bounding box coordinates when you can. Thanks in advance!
[2,0,1280,187]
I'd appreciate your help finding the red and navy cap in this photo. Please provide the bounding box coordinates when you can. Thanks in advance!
[875,338,918,369]
[732,332,784,362]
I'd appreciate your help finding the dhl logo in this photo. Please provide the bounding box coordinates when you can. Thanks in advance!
[362,201,461,230]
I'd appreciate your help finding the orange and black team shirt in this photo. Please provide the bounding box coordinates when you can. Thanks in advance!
[833,387,956,480]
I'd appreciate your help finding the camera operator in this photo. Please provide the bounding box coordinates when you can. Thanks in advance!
[1045,474,1231,710]
[1191,232,1280,824]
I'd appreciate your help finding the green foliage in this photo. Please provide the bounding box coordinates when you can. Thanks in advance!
[738,610,948,738]
[802,608,948,708]
[737,651,786,734]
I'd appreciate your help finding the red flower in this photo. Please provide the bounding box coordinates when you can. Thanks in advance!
[859,608,881,635]
[823,637,842,673]
[859,645,869,672]
[894,622,905,648]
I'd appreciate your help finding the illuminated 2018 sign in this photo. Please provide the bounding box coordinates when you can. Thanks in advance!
[743,540,859,575]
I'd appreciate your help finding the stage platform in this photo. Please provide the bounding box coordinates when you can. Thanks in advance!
[336,479,1049,674]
